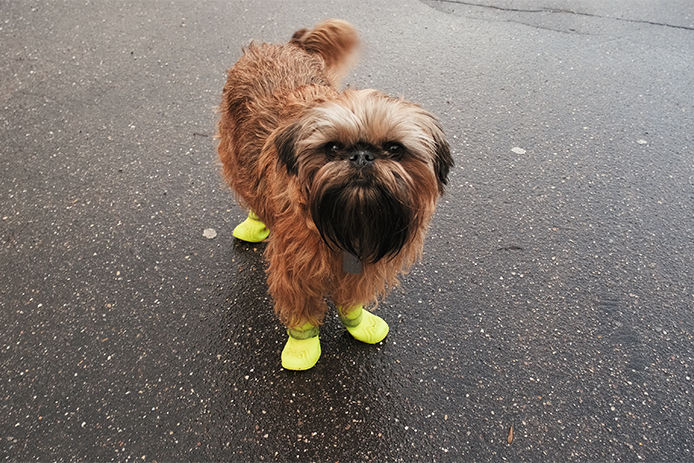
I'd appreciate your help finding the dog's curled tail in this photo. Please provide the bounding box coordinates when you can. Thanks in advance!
[290,19,359,85]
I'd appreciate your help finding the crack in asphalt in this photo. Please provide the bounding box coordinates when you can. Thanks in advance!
[499,17,594,35]
[430,0,694,31]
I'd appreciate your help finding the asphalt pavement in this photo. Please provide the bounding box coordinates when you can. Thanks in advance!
[1,1,693,461]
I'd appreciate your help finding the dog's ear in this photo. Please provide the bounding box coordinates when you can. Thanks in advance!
[273,122,301,175]
[428,119,454,194]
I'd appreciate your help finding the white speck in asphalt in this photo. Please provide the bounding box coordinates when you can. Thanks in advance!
[636,139,648,145]
[511,147,526,155]
[203,228,217,239]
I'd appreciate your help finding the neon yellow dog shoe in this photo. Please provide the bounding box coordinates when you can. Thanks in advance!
[232,211,269,243]
[281,323,321,371]
[339,305,389,344]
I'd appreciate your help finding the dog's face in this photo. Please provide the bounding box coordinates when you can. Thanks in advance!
[274,89,453,263]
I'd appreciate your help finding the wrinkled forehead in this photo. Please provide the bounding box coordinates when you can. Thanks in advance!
[304,90,434,150]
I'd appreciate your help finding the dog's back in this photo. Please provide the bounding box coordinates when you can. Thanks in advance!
[222,19,358,121]
[218,20,360,210]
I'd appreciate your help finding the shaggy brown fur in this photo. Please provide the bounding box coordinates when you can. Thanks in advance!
[217,19,452,328]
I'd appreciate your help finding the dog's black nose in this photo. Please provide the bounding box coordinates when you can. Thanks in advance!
[349,150,375,168]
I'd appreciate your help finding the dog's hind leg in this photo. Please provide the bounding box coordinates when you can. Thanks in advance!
[232,210,270,242]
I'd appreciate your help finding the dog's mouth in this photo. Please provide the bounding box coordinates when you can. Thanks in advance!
[309,171,415,264]
[350,168,375,186]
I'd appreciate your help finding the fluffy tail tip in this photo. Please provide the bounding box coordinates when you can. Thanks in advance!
[290,19,359,84]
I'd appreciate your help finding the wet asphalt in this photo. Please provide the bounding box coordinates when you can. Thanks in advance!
[1,1,693,461]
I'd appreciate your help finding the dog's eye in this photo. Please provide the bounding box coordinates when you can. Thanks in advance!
[324,142,343,154]
[383,142,405,156]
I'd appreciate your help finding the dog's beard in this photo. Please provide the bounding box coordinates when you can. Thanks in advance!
[308,161,417,264]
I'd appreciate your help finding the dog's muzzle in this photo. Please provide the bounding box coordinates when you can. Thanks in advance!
[349,149,375,168]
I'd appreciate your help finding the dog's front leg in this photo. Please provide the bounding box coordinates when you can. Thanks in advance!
[336,304,389,345]
[266,244,329,370]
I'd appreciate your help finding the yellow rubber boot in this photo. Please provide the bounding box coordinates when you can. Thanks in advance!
[281,323,321,370]
[233,210,269,243]
[338,305,389,344]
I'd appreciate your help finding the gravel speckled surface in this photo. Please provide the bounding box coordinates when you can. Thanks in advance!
[1,1,692,461]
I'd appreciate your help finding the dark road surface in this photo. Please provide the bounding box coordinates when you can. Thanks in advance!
[1,1,693,461]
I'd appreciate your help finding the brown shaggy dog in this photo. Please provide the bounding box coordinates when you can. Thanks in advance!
[217,19,452,367]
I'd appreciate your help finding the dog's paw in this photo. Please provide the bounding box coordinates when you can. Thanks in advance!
[344,310,389,344]
[232,211,269,242]
[281,335,321,370]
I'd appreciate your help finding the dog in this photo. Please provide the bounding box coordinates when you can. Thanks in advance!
[217,19,453,370]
